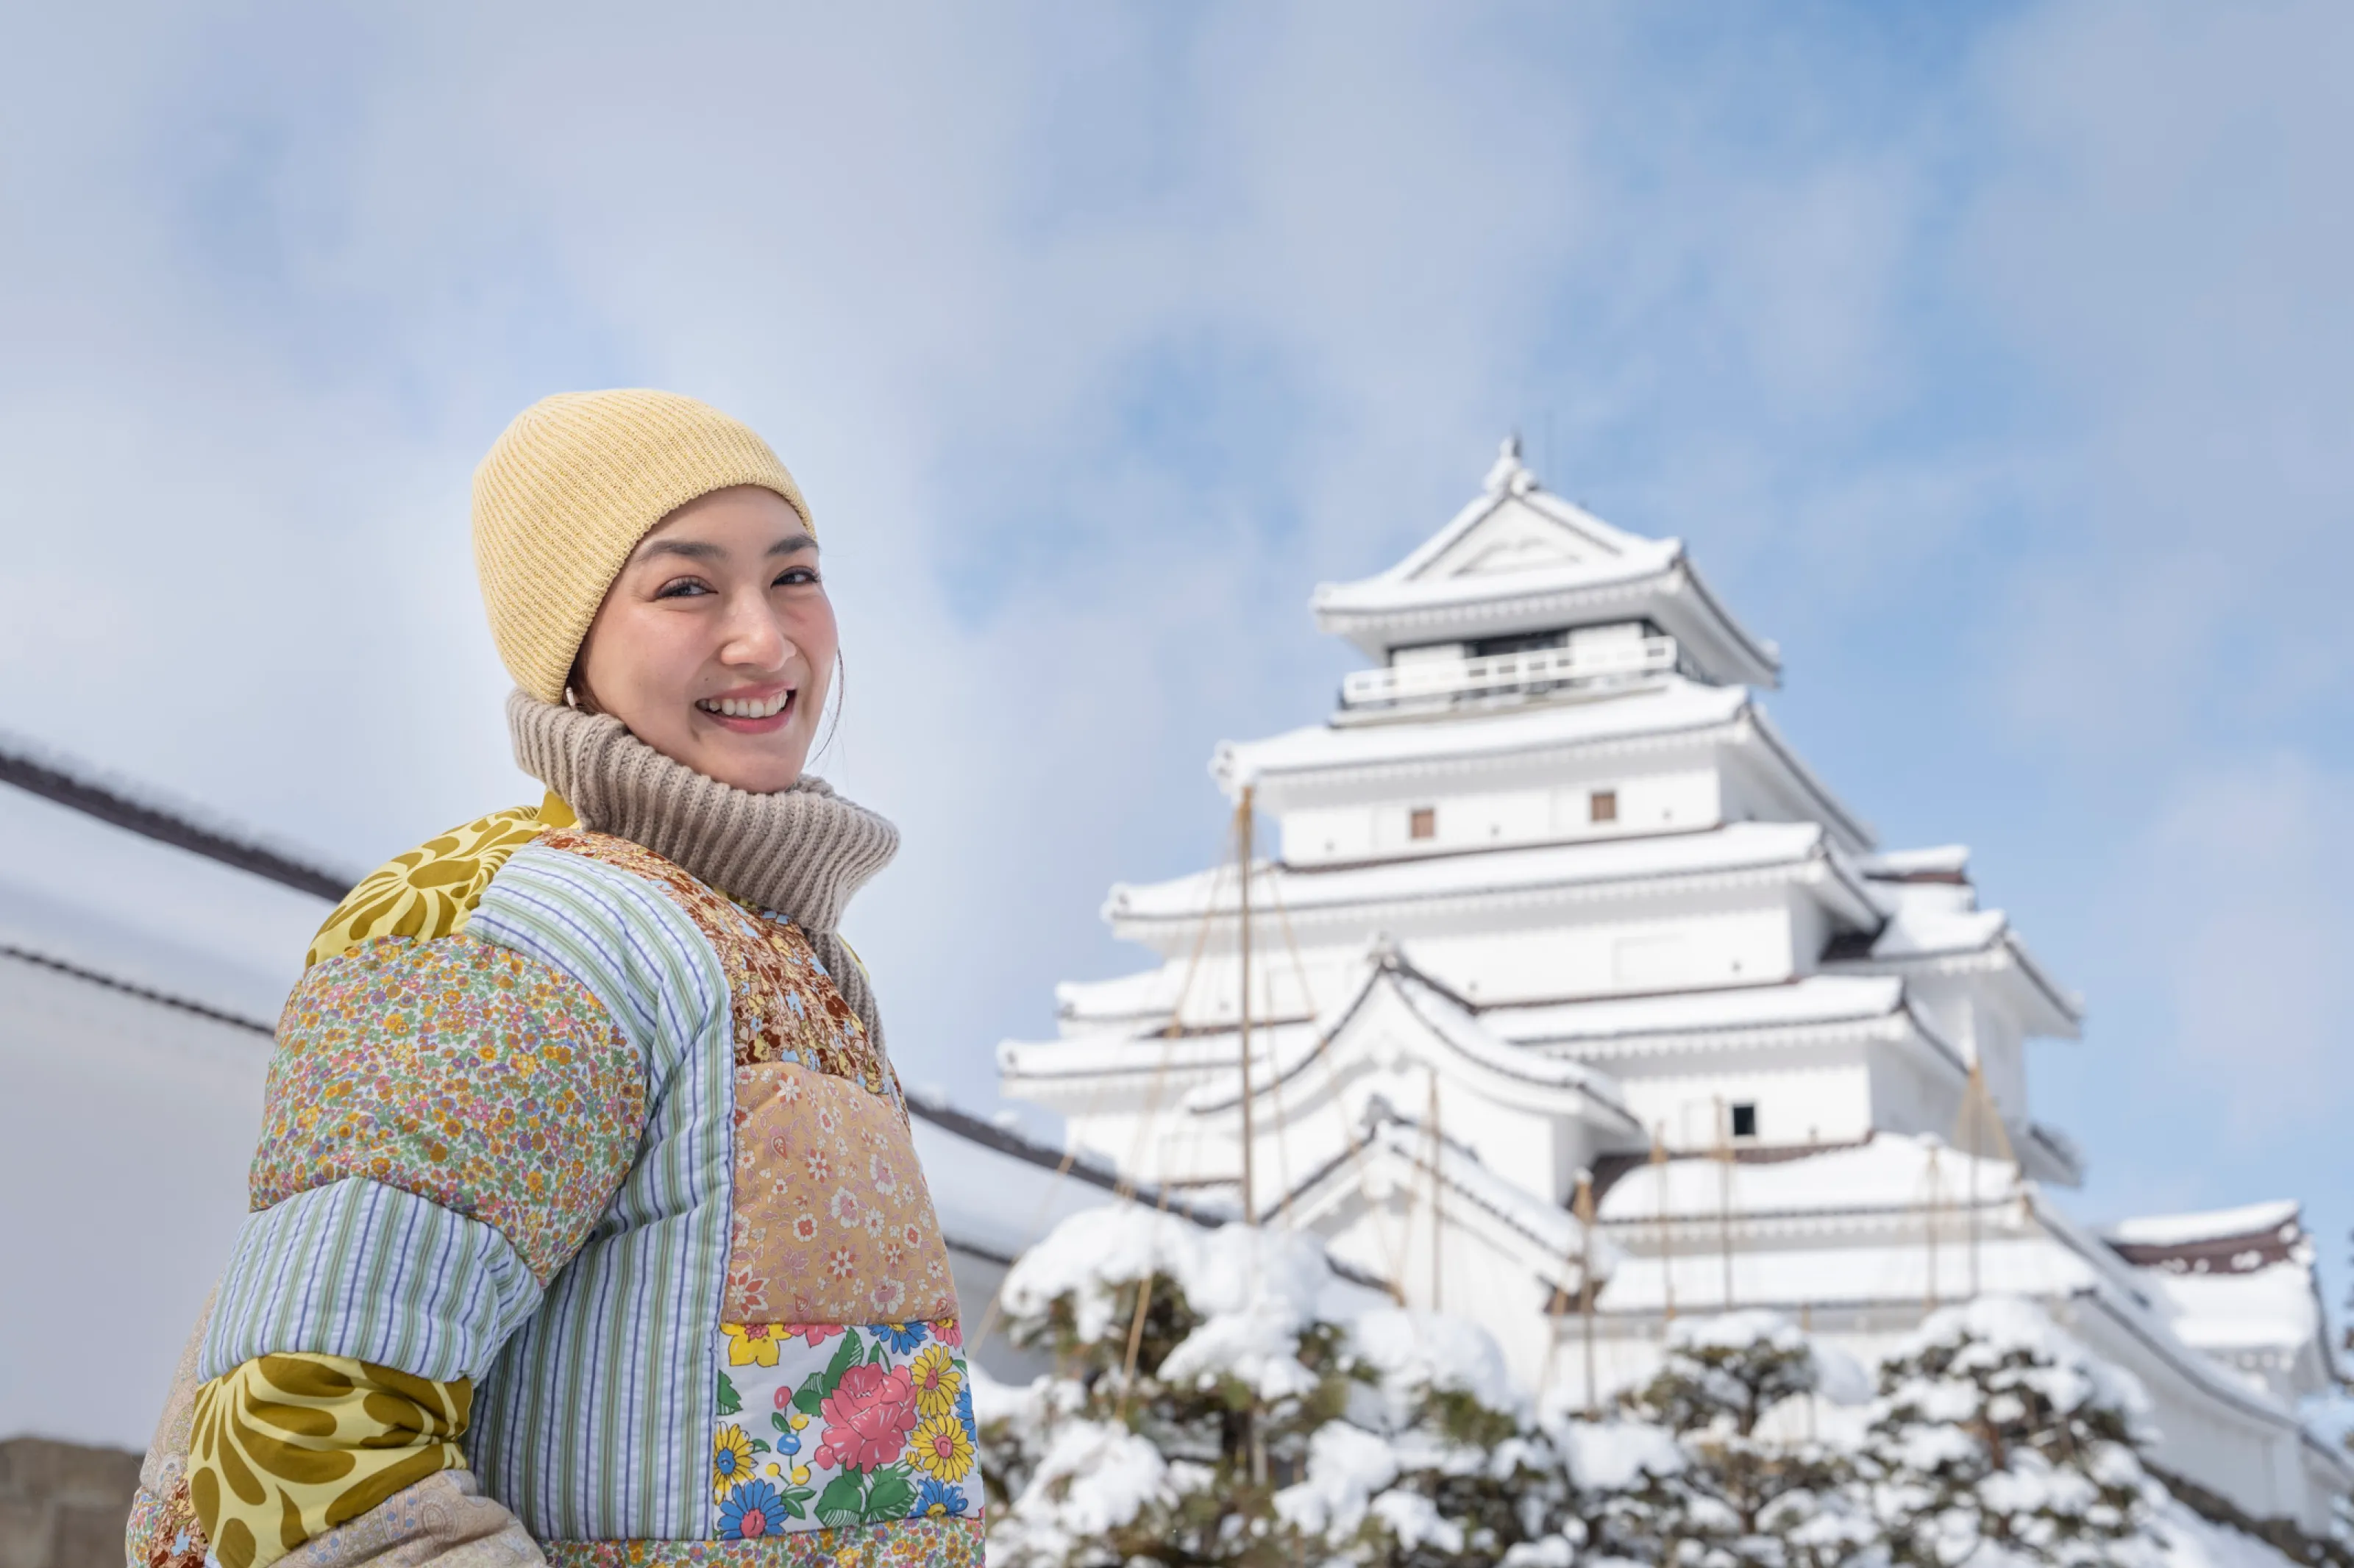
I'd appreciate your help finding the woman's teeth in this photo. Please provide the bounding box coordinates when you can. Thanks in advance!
[697,691,792,719]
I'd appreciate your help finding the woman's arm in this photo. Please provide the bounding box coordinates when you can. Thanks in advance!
[168,929,647,1568]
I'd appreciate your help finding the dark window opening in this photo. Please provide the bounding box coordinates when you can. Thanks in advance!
[1409,807,1436,841]
[1468,630,1567,659]
[1730,1102,1758,1139]
[1589,790,1618,823]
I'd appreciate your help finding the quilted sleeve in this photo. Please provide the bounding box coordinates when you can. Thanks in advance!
[179,930,647,1568]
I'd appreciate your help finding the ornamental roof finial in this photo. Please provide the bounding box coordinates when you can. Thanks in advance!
[1484,432,1534,496]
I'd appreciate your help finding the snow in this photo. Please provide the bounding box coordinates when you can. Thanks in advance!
[1853,898,2008,960]
[1596,1133,2021,1222]
[2107,1201,2302,1248]
[1347,1308,1525,1417]
[1212,675,1747,789]
[1544,1419,1687,1492]
[1486,972,1907,1047]
[1173,953,1635,1116]
[2142,1266,2321,1357]
[1273,1424,1399,1538]
[998,1203,1379,1355]
[1858,844,1971,878]
[1110,818,1841,925]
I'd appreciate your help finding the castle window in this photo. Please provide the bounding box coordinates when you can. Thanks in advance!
[1730,1102,1758,1139]
[1590,790,1618,824]
[1409,807,1437,841]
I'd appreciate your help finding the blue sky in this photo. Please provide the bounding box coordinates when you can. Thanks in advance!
[4,2,2350,1316]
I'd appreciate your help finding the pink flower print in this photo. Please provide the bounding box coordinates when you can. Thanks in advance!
[936,1316,963,1348]
[804,1149,833,1183]
[868,1153,899,1197]
[783,1323,841,1348]
[792,1214,819,1244]
[776,1075,802,1105]
[827,1247,857,1280]
[900,1223,922,1250]
[829,1188,863,1228]
[816,1363,920,1472]
[816,1105,839,1135]
[870,1277,908,1316]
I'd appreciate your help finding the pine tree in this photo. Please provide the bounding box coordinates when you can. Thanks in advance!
[1857,1297,2161,1567]
[1614,1312,1880,1568]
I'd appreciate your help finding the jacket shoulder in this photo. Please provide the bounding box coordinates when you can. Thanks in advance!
[305,793,577,968]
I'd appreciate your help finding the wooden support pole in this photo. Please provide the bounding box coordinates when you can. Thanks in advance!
[1235,786,1256,1226]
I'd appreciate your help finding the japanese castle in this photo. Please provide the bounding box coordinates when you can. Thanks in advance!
[999,440,2347,1531]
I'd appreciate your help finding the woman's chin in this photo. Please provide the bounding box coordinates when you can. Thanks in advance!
[693,733,812,794]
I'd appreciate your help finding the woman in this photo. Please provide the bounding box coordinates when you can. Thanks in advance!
[126,391,982,1568]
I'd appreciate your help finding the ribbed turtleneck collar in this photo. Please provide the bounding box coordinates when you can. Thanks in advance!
[505,691,897,936]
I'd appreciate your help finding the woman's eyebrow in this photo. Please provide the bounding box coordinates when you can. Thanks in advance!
[767,533,817,557]
[639,538,725,563]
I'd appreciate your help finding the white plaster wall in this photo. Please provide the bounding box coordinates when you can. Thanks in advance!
[1404,905,1798,1004]
[1606,1058,1874,1151]
[1280,768,1721,866]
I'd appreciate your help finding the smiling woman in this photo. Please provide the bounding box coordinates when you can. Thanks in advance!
[573,485,839,794]
[125,391,981,1568]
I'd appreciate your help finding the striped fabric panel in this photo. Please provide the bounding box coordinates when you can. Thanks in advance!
[200,1178,539,1384]
[465,844,736,1544]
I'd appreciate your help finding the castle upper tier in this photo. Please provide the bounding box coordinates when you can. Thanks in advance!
[999,440,2345,1531]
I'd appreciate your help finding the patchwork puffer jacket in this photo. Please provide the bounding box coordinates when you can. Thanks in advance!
[126,758,980,1568]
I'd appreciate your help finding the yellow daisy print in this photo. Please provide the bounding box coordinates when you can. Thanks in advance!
[908,1344,961,1419]
[905,1411,974,1483]
[721,1322,783,1368]
[711,1424,758,1502]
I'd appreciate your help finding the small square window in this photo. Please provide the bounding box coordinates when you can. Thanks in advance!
[1409,806,1437,841]
[1730,1102,1758,1139]
[1590,789,1618,824]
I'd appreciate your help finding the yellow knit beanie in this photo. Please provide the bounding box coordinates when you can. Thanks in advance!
[472,389,814,703]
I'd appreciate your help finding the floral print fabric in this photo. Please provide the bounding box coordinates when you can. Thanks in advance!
[188,1353,469,1568]
[539,1519,982,1568]
[252,933,644,1283]
[710,1319,982,1541]
[726,1061,954,1325]
[539,828,891,1097]
[305,796,573,969]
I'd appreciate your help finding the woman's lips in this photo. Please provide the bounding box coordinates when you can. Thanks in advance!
[696,688,797,734]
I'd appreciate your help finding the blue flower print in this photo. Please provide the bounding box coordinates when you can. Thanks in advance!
[717,1478,788,1539]
[911,1477,969,1519]
[876,1321,928,1355]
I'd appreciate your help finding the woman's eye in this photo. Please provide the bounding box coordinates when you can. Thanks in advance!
[774,567,820,588]
[654,577,714,599]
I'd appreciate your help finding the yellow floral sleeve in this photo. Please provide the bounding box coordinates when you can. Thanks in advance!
[188,1353,470,1568]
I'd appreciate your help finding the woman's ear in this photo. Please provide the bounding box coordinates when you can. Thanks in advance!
[565,654,604,716]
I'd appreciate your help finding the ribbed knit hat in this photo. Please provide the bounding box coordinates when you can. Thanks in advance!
[472,389,813,703]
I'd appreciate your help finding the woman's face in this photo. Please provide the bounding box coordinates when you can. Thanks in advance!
[575,485,838,794]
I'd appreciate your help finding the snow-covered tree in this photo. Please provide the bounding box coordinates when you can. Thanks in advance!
[1858,1297,2162,1567]
[1601,1311,1880,1568]
[974,1206,1663,1567]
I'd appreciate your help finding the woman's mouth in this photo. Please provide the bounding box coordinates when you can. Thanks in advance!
[695,688,796,731]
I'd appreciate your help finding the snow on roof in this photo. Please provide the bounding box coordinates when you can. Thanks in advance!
[1596,1134,2021,1223]
[0,785,330,1024]
[1109,821,1868,928]
[1314,451,1683,613]
[905,1097,1203,1264]
[2105,1201,2302,1249]
[1295,1113,1604,1275]
[1215,675,1749,789]
[1484,974,1908,1047]
[1864,901,2009,959]
[1307,446,1780,688]
[2144,1266,2324,1358]
[1174,950,1636,1122]
[1857,844,1971,880]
